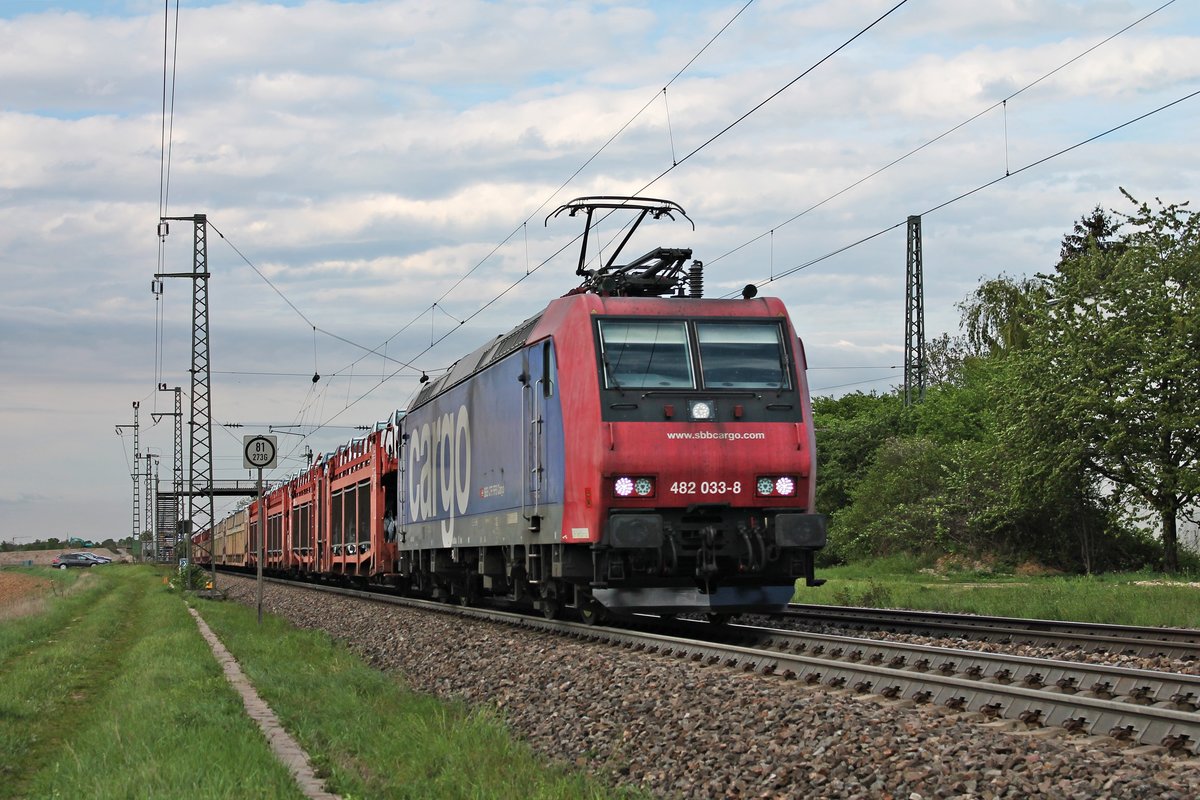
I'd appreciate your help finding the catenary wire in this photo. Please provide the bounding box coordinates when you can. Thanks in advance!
[813,374,902,392]
[629,0,909,196]
[720,87,1200,297]
[268,0,1173,456]
[194,0,879,466]
[314,0,761,388]
[302,1,909,433]
[153,0,181,393]
[185,3,1168,474]
[220,0,774,460]
[703,0,1178,269]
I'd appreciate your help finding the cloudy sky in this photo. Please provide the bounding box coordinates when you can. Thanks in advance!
[1,0,1196,544]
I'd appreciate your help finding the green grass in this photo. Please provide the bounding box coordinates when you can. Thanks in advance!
[795,559,1200,627]
[193,598,640,799]
[1,564,638,800]
[0,566,304,799]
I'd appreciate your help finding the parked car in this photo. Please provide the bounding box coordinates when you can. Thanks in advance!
[76,552,112,564]
[51,553,95,569]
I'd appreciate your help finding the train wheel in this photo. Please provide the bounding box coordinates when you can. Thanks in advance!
[580,600,608,626]
[457,579,479,607]
[540,583,561,620]
[706,612,731,626]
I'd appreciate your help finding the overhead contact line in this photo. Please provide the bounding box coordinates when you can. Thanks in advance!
[724,87,1200,296]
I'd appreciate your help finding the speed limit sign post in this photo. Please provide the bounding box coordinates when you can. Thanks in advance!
[244,435,277,624]
[243,435,278,470]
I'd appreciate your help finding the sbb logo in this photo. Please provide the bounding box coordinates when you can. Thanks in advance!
[408,404,471,540]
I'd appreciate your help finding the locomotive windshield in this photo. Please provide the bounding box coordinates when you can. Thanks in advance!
[597,318,790,391]
[597,320,694,389]
[696,322,790,389]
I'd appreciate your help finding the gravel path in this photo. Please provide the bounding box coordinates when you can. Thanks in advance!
[218,575,1200,799]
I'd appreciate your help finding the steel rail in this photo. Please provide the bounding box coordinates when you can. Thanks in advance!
[239,574,1200,754]
[777,604,1200,660]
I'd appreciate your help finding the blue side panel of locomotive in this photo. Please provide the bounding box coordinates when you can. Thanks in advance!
[399,343,566,549]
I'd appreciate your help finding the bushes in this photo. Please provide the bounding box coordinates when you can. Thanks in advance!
[815,389,1169,574]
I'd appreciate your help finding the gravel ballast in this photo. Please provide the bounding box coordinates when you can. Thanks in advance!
[217,575,1200,799]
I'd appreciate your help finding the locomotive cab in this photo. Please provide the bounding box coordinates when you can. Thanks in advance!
[581,300,827,615]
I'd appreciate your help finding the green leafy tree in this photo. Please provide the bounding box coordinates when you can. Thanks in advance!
[811,392,907,564]
[961,274,1048,356]
[831,435,950,560]
[922,332,971,386]
[1058,205,1124,266]
[812,392,906,514]
[1014,192,1200,571]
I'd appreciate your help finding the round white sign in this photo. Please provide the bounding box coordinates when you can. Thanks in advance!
[243,435,278,469]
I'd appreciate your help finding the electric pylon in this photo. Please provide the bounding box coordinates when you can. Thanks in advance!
[157,214,215,581]
[904,215,926,406]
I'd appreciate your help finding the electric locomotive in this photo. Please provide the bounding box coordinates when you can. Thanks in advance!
[396,197,826,621]
[208,197,825,622]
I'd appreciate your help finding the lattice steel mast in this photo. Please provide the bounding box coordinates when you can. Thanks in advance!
[115,402,141,551]
[157,214,215,578]
[151,384,183,562]
[904,214,926,406]
[143,453,156,557]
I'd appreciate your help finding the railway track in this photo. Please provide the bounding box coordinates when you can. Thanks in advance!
[238,574,1200,755]
[776,604,1200,661]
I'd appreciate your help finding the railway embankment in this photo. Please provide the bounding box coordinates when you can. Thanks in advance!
[218,572,1200,800]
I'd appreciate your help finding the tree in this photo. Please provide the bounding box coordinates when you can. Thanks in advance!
[922,332,970,386]
[831,435,950,560]
[1014,193,1200,571]
[1058,205,1124,266]
[812,392,907,515]
[960,274,1048,356]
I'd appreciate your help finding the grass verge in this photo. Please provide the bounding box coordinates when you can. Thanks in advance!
[0,565,304,799]
[193,597,640,799]
[795,559,1200,627]
[3,565,639,799]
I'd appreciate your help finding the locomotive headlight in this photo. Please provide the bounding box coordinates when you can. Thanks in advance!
[756,475,798,497]
[689,400,713,420]
[613,476,656,498]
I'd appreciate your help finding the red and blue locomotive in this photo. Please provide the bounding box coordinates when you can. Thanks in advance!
[205,197,826,621]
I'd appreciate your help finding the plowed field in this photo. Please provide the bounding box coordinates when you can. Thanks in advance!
[0,571,52,619]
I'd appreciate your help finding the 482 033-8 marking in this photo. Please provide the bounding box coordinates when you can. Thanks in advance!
[671,481,742,495]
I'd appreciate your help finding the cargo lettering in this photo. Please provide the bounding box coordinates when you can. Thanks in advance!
[408,404,471,544]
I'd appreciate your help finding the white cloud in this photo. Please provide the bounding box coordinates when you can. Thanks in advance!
[1,0,1197,542]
